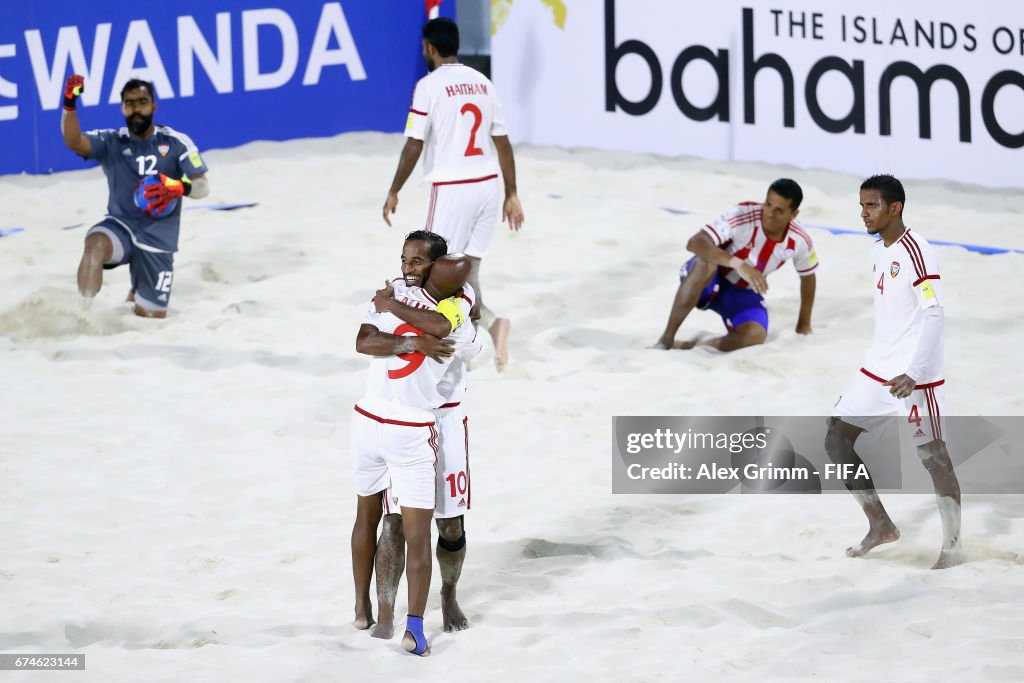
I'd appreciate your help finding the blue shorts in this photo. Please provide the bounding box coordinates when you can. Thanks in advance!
[87,219,175,312]
[680,257,768,332]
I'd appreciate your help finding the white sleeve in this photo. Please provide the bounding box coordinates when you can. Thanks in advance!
[906,307,943,381]
[702,205,741,246]
[405,80,430,140]
[912,242,942,310]
[792,233,819,277]
[490,81,508,136]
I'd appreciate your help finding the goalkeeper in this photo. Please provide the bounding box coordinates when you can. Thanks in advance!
[61,76,210,317]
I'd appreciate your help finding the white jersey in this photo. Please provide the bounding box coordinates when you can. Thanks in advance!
[862,229,944,384]
[405,63,508,183]
[702,202,819,289]
[359,280,475,416]
[435,284,481,405]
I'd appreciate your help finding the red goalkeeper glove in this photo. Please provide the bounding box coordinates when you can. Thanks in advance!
[64,75,85,111]
[143,173,191,215]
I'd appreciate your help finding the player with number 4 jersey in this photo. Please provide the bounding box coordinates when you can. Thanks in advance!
[61,76,209,317]
[826,174,962,571]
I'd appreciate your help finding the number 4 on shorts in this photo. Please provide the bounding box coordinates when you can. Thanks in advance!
[908,404,922,427]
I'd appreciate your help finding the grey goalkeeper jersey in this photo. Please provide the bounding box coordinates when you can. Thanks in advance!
[85,125,208,253]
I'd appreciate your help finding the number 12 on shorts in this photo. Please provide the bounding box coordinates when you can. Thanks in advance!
[155,271,173,293]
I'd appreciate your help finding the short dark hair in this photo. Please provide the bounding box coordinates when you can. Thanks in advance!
[405,230,448,260]
[860,174,905,208]
[423,18,459,58]
[120,79,155,101]
[768,178,803,210]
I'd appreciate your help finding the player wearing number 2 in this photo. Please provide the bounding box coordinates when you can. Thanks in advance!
[383,17,525,372]
[61,77,209,318]
[826,174,963,570]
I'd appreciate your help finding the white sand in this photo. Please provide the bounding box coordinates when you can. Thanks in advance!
[0,133,1021,682]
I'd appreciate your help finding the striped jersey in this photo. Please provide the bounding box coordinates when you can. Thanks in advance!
[864,229,943,383]
[405,63,507,183]
[702,202,818,288]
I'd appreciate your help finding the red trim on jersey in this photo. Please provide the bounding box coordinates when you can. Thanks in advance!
[912,274,941,287]
[432,173,499,186]
[463,415,471,509]
[438,401,461,409]
[409,108,428,116]
[729,208,761,227]
[796,263,819,273]
[737,201,760,206]
[420,288,439,305]
[382,490,391,515]
[353,404,435,427]
[899,232,928,279]
[705,224,722,244]
[461,293,473,307]
[789,225,814,250]
[859,368,945,390]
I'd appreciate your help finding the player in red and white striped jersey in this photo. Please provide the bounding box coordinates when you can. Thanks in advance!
[652,179,818,352]
[826,174,962,570]
[383,17,524,372]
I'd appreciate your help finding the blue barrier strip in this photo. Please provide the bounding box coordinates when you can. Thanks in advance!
[802,223,1024,255]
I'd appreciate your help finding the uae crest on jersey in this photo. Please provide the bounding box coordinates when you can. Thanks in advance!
[157,143,170,157]
[890,261,900,277]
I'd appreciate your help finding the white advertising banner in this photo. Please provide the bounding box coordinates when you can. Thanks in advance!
[492,0,1024,188]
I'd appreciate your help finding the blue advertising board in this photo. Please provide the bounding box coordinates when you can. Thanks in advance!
[0,1,453,175]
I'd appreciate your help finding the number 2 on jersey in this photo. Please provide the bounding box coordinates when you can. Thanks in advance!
[460,103,484,157]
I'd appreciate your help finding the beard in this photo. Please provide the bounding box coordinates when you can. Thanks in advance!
[125,113,152,136]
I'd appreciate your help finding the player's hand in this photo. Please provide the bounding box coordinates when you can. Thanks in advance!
[737,263,768,295]
[795,321,812,335]
[372,280,396,312]
[503,194,524,231]
[382,192,399,227]
[414,335,454,362]
[884,374,916,399]
[143,173,187,215]
[64,74,85,111]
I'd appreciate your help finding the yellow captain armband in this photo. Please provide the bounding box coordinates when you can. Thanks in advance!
[919,280,936,300]
[807,249,818,266]
[436,297,465,333]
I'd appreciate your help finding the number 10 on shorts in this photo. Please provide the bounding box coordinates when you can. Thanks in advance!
[446,471,468,498]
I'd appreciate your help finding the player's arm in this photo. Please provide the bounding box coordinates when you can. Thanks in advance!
[493,135,524,231]
[382,138,424,226]
[686,231,768,294]
[796,272,816,334]
[886,276,944,398]
[355,323,453,362]
[60,75,91,157]
[187,173,209,199]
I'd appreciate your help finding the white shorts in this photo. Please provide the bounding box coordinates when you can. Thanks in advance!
[385,402,471,519]
[832,369,946,445]
[351,398,439,510]
[425,175,499,258]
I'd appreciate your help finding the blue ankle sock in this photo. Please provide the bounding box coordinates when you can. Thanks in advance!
[405,615,428,655]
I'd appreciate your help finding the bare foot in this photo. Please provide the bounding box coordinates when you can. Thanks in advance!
[441,594,469,632]
[846,525,900,557]
[931,547,965,570]
[125,289,135,302]
[353,607,375,630]
[402,631,430,656]
[673,340,698,350]
[489,317,511,372]
[370,618,394,639]
[648,339,671,349]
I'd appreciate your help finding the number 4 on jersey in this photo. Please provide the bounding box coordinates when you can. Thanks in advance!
[876,273,884,295]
